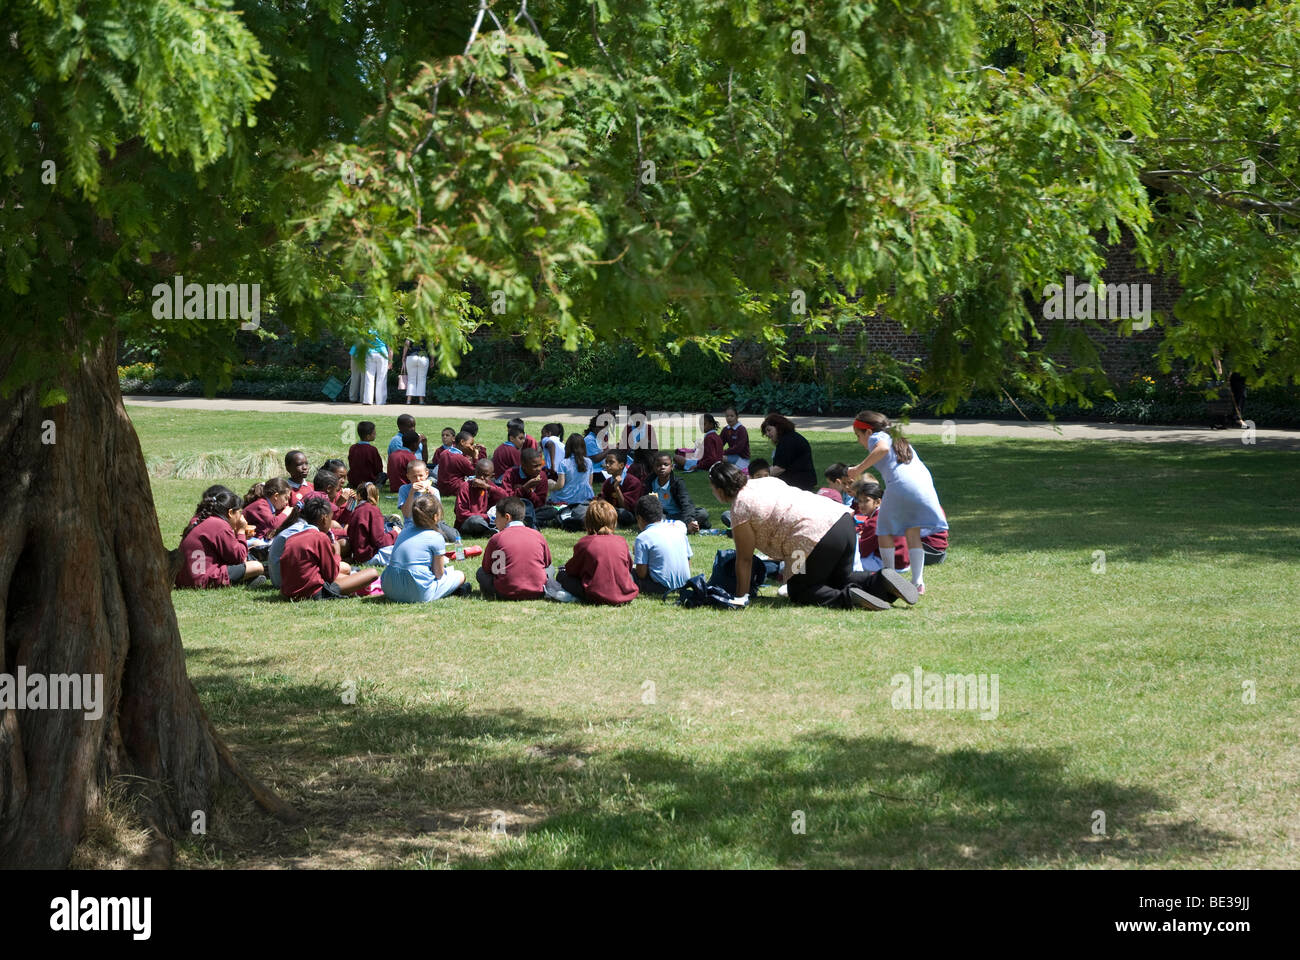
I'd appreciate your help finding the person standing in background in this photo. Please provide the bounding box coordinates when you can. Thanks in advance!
[398,329,430,405]
[358,329,389,405]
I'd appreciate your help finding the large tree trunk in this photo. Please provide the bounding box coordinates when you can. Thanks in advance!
[0,337,294,867]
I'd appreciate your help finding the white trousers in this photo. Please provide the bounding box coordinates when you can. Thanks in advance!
[405,354,429,398]
[349,353,364,401]
[362,351,388,405]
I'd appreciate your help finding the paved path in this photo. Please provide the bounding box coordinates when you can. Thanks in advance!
[123,395,1300,448]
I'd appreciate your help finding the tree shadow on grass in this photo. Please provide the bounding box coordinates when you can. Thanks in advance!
[467,732,1238,869]
[182,660,1237,868]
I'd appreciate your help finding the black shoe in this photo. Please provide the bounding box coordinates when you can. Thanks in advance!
[849,586,892,611]
[880,569,919,605]
[245,575,269,589]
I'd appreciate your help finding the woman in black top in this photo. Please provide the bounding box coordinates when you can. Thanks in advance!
[760,413,817,490]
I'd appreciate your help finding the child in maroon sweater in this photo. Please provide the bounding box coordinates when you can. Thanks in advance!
[348,420,386,487]
[285,450,315,505]
[720,407,751,465]
[280,499,379,600]
[599,450,644,528]
[500,447,560,528]
[491,422,530,480]
[346,482,397,563]
[434,430,476,496]
[456,459,506,537]
[242,477,294,540]
[853,481,910,571]
[556,500,639,605]
[475,498,565,600]
[388,430,423,493]
[175,486,265,588]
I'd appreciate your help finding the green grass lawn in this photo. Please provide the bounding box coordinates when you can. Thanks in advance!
[123,405,1300,869]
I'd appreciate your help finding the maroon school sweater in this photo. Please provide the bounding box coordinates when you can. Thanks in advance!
[720,424,750,460]
[481,524,552,599]
[287,480,315,506]
[346,501,395,563]
[348,442,384,486]
[599,471,643,511]
[242,497,290,540]
[698,431,724,470]
[175,516,248,588]
[564,534,638,604]
[500,465,551,509]
[278,528,340,600]
[434,448,475,496]
[857,510,910,567]
[387,449,415,492]
[491,441,522,479]
[455,479,506,527]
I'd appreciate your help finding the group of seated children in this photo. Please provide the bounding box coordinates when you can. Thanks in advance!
[174,409,946,606]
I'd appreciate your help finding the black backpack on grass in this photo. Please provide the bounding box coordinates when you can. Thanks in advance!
[666,575,748,610]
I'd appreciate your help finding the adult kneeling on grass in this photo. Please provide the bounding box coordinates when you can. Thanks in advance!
[706,462,920,611]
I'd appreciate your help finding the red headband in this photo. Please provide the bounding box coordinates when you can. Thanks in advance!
[852,419,874,432]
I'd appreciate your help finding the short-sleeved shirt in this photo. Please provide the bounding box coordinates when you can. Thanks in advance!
[268,519,313,588]
[380,524,448,603]
[551,456,595,503]
[633,519,693,590]
[729,476,851,564]
[770,431,817,490]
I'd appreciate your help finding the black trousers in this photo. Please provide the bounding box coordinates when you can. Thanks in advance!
[475,564,561,600]
[784,513,897,609]
[556,569,587,600]
[459,515,494,538]
[634,573,669,596]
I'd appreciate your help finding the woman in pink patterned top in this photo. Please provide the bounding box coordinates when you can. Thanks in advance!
[706,462,919,610]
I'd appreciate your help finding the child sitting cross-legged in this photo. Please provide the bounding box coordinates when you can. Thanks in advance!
[455,458,507,538]
[555,499,639,605]
[398,458,459,543]
[632,494,693,596]
[673,413,724,473]
[380,493,468,602]
[278,498,379,600]
[475,497,572,601]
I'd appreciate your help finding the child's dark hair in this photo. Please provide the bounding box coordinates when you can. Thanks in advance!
[824,462,849,483]
[475,458,494,475]
[456,430,474,448]
[603,448,629,465]
[460,420,479,438]
[635,494,665,524]
[854,480,884,502]
[441,425,457,437]
[185,485,240,537]
[748,457,770,473]
[506,417,526,439]
[700,413,719,431]
[406,458,427,476]
[707,462,748,498]
[312,468,340,493]
[521,446,543,465]
[542,422,564,441]
[358,420,376,440]
[245,476,290,506]
[397,414,416,431]
[355,481,380,505]
[497,497,528,522]
[300,497,334,527]
[323,458,346,474]
[284,449,305,469]
[854,410,914,465]
[402,429,421,452]
[564,433,588,472]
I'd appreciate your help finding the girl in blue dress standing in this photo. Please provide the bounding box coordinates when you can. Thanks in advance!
[847,410,947,595]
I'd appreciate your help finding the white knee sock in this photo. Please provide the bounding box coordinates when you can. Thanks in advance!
[880,541,895,571]
[910,545,925,586]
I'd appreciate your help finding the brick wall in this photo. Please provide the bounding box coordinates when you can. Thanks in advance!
[757,232,1178,387]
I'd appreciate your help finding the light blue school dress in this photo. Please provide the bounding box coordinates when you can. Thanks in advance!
[379,525,464,602]
[869,431,948,537]
[550,456,594,504]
